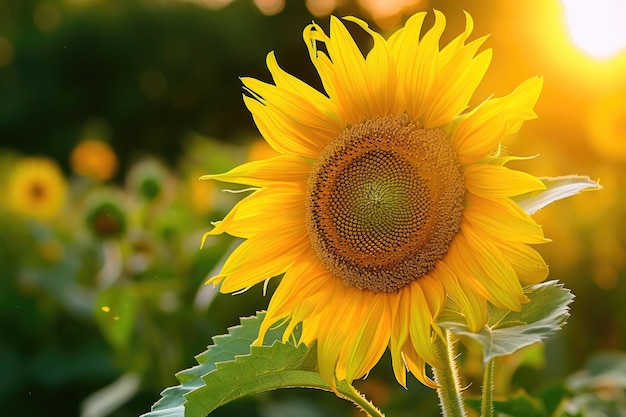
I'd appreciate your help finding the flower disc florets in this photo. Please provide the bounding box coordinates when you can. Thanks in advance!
[306,114,465,292]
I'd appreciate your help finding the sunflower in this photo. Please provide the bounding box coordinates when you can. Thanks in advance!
[7,157,68,221]
[202,10,548,388]
[69,139,119,182]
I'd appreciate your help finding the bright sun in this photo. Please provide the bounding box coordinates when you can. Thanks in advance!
[562,0,626,59]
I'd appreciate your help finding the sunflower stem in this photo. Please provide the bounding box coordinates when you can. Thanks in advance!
[337,383,386,417]
[432,330,467,417]
[481,358,495,417]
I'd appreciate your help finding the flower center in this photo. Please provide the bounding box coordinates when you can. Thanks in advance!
[305,114,465,293]
[29,181,47,202]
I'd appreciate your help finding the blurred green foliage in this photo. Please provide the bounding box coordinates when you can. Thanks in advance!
[0,0,321,170]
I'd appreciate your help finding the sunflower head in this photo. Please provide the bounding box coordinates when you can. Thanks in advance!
[70,139,119,182]
[127,158,169,202]
[85,191,127,239]
[7,157,67,221]
[305,114,465,293]
[203,10,548,389]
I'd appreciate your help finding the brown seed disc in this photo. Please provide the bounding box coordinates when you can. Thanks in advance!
[306,114,465,293]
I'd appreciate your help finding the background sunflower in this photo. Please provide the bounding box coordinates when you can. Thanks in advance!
[6,157,67,221]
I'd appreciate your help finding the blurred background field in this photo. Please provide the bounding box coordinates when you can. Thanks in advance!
[1,0,625,416]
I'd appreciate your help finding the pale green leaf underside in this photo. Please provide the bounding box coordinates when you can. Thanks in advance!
[438,281,574,363]
[142,312,355,417]
[513,175,600,215]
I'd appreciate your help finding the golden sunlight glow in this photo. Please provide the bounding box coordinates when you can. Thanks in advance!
[562,0,626,59]
[253,0,284,16]
[586,92,626,161]
[497,1,626,96]
[306,0,337,17]
[357,0,423,29]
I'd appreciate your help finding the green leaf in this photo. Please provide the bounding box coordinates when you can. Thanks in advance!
[555,392,625,417]
[567,352,626,391]
[142,312,279,417]
[466,391,548,417]
[512,175,600,215]
[184,340,327,417]
[94,286,138,351]
[438,280,574,363]
[142,312,361,417]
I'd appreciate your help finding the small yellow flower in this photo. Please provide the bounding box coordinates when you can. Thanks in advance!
[204,11,548,388]
[69,139,118,182]
[7,157,67,221]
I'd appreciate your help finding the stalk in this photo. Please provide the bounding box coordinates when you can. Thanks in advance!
[481,358,495,417]
[432,330,467,417]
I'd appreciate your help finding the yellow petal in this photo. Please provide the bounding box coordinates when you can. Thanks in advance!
[425,50,492,128]
[243,76,340,139]
[389,11,444,120]
[464,194,548,244]
[342,291,393,382]
[242,80,338,157]
[402,342,438,388]
[299,307,326,347]
[451,76,543,164]
[210,228,309,293]
[436,11,483,67]
[464,164,547,198]
[418,275,446,342]
[304,18,367,123]
[458,225,528,311]
[257,258,332,344]
[200,154,311,187]
[316,298,356,387]
[432,260,488,332]
[304,16,399,123]
[389,293,409,387]
[266,51,342,128]
[424,12,492,128]
[445,243,492,302]
[204,185,305,238]
[407,283,441,367]
[418,275,446,323]
[303,23,338,105]
[495,240,549,285]
[344,16,401,117]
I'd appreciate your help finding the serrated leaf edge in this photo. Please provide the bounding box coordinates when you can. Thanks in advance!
[439,281,574,362]
[143,312,275,416]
